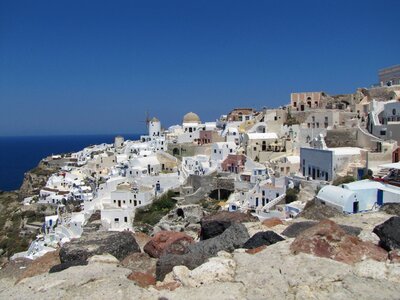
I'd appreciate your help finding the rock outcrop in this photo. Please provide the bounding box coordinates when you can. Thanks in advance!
[297,198,345,220]
[282,221,362,238]
[380,203,400,216]
[144,231,194,258]
[290,219,387,264]
[200,211,257,240]
[167,251,236,288]
[60,231,140,263]
[373,216,400,251]
[17,250,60,283]
[156,222,249,281]
[243,231,285,249]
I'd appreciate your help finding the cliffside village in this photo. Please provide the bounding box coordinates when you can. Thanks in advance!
[14,65,400,260]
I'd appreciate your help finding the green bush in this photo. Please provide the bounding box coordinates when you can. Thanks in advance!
[285,188,299,204]
[134,190,177,226]
[333,175,355,186]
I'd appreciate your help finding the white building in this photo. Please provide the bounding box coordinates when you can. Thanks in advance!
[300,134,364,181]
[317,180,400,213]
[101,182,152,231]
[211,142,237,168]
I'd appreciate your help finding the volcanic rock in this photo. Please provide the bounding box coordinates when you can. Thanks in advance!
[243,231,285,249]
[282,221,362,238]
[49,260,88,273]
[144,231,194,258]
[380,203,400,216]
[373,216,400,251]
[156,222,249,281]
[127,271,156,288]
[17,250,60,283]
[297,198,345,220]
[59,231,140,263]
[290,219,387,264]
[200,211,257,240]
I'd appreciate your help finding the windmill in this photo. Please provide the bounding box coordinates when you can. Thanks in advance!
[138,110,151,129]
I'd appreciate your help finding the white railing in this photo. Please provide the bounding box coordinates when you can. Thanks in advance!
[259,193,286,212]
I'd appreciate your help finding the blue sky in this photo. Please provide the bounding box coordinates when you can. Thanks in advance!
[0,0,399,136]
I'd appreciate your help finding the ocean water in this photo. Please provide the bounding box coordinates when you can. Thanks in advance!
[0,134,141,191]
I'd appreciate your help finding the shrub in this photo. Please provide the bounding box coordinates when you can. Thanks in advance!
[285,188,299,204]
[134,190,177,226]
[332,175,355,186]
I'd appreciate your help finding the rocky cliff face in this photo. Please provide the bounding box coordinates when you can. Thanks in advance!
[18,161,59,200]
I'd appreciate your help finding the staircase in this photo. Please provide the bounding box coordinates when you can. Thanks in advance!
[259,193,286,212]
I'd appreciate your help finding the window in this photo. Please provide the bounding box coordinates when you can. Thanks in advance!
[253,147,257,151]
[230,149,233,153]
[124,217,128,222]
[214,149,217,153]
[393,109,397,115]
[293,101,297,107]
[380,130,386,136]
[114,218,119,222]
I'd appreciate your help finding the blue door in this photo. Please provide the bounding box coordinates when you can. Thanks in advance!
[377,189,383,206]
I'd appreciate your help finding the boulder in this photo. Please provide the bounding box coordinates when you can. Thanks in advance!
[262,218,283,228]
[49,260,88,273]
[87,254,119,264]
[290,219,387,264]
[60,231,140,263]
[133,232,152,251]
[282,221,362,238]
[171,251,236,288]
[200,211,257,240]
[144,231,194,258]
[156,222,249,281]
[297,198,344,220]
[380,203,400,216]
[389,250,400,263]
[17,250,60,283]
[120,252,157,275]
[243,231,285,249]
[127,271,156,287]
[373,216,400,251]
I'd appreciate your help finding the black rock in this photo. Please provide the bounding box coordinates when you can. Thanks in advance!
[200,211,257,240]
[373,216,400,251]
[60,231,140,263]
[49,260,88,273]
[156,222,249,281]
[282,221,362,238]
[243,231,285,249]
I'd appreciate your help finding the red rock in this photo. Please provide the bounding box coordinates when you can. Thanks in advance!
[389,250,400,263]
[16,250,60,283]
[290,219,388,264]
[133,232,152,251]
[127,271,156,287]
[245,245,267,254]
[143,231,194,258]
[120,252,157,276]
[262,218,283,228]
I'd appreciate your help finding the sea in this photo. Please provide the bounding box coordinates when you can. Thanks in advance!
[0,134,141,191]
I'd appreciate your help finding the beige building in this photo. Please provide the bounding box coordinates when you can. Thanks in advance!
[291,92,323,111]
